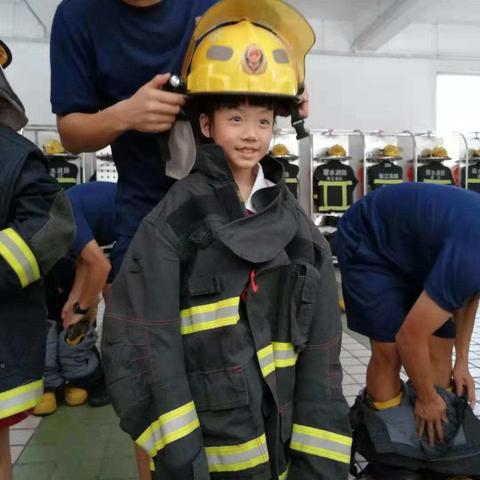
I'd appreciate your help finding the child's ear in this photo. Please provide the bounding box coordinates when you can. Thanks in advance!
[199,113,211,138]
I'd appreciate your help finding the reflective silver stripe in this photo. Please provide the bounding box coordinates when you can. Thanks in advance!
[0,379,43,419]
[257,344,275,378]
[0,229,38,287]
[206,434,269,472]
[290,424,352,464]
[180,297,240,335]
[272,342,297,368]
[136,401,200,456]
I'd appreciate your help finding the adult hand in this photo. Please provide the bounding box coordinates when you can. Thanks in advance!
[453,359,476,406]
[120,73,185,133]
[415,393,448,446]
[62,308,87,329]
[297,87,309,119]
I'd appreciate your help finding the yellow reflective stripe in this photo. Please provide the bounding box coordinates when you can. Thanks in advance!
[0,379,43,420]
[272,342,298,368]
[57,177,76,183]
[318,181,353,186]
[373,179,403,184]
[136,401,200,457]
[318,181,352,210]
[180,297,240,335]
[149,459,155,472]
[467,178,480,183]
[285,178,297,184]
[0,228,40,287]
[257,344,275,378]
[206,434,269,473]
[279,463,290,480]
[423,179,452,184]
[290,423,352,465]
[319,205,349,212]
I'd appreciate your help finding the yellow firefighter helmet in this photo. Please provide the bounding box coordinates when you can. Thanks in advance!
[327,144,347,157]
[182,0,315,98]
[43,139,65,155]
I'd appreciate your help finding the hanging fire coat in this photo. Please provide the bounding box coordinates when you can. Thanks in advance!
[367,160,403,191]
[461,161,480,192]
[417,162,454,185]
[47,155,78,190]
[102,144,352,480]
[0,124,75,420]
[313,159,358,213]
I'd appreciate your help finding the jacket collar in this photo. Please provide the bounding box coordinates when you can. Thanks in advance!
[193,143,285,212]
[193,143,298,263]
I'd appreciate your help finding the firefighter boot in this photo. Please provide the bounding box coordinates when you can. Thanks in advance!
[64,386,88,406]
[33,391,57,416]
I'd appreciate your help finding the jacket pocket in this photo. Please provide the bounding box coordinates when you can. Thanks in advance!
[188,366,248,411]
[289,262,320,351]
[188,366,259,442]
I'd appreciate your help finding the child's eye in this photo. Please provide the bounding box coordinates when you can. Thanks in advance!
[230,116,242,123]
[259,119,271,126]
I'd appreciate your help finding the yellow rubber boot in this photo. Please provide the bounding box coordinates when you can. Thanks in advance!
[64,387,88,406]
[33,391,57,416]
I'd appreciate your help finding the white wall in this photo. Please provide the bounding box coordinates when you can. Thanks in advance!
[303,53,480,132]
[5,40,54,127]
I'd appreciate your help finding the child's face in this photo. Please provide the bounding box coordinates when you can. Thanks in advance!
[200,103,274,174]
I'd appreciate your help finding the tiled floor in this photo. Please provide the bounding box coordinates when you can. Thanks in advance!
[9,312,480,479]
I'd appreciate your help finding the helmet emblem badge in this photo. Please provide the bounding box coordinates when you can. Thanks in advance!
[242,44,266,75]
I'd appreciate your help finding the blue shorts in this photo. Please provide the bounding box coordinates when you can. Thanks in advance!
[336,232,456,342]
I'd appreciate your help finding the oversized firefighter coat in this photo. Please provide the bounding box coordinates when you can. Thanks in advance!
[0,124,75,419]
[102,144,352,480]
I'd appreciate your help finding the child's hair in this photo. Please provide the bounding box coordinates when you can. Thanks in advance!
[187,94,290,143]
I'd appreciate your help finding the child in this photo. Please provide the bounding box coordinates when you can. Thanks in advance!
[102,2,351,479]
[0,39,75,478]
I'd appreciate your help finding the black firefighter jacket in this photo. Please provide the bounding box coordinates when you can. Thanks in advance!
[102,144,352,480]
[0,125,75,419]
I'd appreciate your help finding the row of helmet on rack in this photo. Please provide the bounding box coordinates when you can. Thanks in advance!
[269,142,480,214]
[270,143,463,162]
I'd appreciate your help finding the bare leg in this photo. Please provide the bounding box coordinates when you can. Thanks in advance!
[429,336,454,389]
[367,340,402,402]
[0,427,12,480]
[134,443,151,480]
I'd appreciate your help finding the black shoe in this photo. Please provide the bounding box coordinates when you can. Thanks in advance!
[87,385,110,407]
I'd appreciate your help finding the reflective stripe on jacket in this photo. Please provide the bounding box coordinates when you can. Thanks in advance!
[0,125,75,419]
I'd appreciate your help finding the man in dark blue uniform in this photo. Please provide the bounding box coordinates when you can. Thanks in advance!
[50,0,217,280]
[336,183,480,447]
[49,2,217,476]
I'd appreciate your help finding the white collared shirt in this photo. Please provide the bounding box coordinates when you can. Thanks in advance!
[245,164,275,213]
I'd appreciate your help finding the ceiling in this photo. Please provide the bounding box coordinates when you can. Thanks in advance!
[2,0,480,56]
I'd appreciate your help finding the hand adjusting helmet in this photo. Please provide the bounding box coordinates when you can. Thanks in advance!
[180,0,315,139]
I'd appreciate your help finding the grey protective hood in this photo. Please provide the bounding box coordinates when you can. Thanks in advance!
[0,65,28,131]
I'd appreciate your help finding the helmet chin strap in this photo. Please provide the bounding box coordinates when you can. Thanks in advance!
[290,101,308,140]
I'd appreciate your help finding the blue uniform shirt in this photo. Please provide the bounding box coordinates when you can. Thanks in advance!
[50,0,217,274]
[338,183,480,313]
[67,181,117,256]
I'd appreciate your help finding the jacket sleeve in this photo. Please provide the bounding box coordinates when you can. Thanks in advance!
[0,154,75,294]
[102,214,210,480]
[288,236,352,479]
